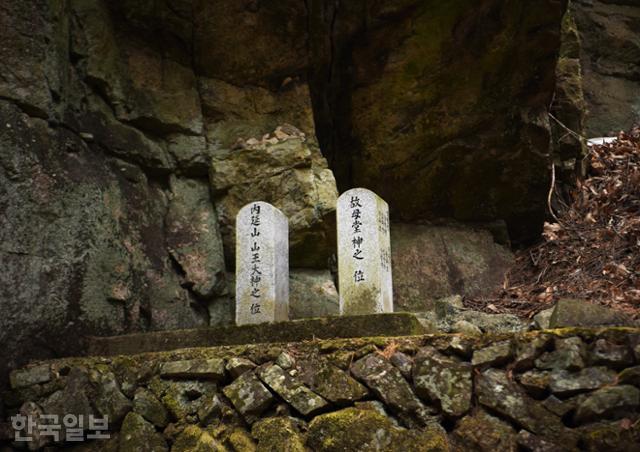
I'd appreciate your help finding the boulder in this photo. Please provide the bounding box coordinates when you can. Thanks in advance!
[210,136,338,269]
[548,367,617,397]
[222,372,275,424]
[226,429,257,452]
[542,395,577,418]
[390,352,414,379]
[535,336,587,371]
[476,369,571,440]
[0,0,575,388]
[89,370,132,427]
[275,352,295,371]
[618,366,640,387]
[226,357,257,380]
[251,417,306,452]
[515,430,564,452]
[172,425,222,452]
[159,359,225,381]
[9,364,51,389]
[158,380,217,420]
[578,420,640,451]
[451,410,517,452]
[289,270,339,319]
[391,224,513,311]
[533,308,555,330]
[574,385,640,424]
[198,76,316,152]
[589,339,634,368]
[417,304,527,335]
[548,299,637,328]
[71,0,202,135]
[257,364,328,417]
[513,335,553,372]
[451,320,482,336]
[0,100,206,388]
[0,1,63,118]
[39,368,95,429]
[472,340,514,367]
[351,353,431,423]
[119,412,167,452]
[517,370,552,398]
[297,358,369,405]
[133,388,169,428]
[413,347,473,417]
[165,177,227,300]
[306,408,449,452]
[197,394,224,425]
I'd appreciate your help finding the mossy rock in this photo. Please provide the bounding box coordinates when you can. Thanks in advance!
[119,412,167,452]
[307,407,449,451]
[251,417,306,452]
[451,410,517,451]
[579,420,640,451]
[173,425,226,452]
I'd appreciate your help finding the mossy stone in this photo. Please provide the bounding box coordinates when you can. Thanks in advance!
[549,366,617,397]
[413,347,472,417]
[574,385,640,425]
[172,425,225,452]
[535,336,586,371]
[226,428,257,451]
[351,353,428,422]
[618,366,640,387]
[251,417,305,452]
[517,370,552,398]
[477,369,574,442]
[578,420,640,451]
[222,371,274,423]
[451,410,517,452]
[257,364,328,417]
[133,388,169,428]
[307,407,449,451]
[471,340,513,367]
[119,412,167,452]
[297,357,369,405]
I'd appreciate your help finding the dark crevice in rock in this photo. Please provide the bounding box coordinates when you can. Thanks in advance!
[168,251,190,288]
[0,95,48,119]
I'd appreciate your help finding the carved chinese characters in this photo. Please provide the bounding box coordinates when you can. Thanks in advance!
[337,188,393,315]
[235,202,289,325]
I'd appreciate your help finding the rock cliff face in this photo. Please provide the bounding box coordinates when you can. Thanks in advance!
[6,0,635,387]
[571,0,640,135]
[309,0,567,243]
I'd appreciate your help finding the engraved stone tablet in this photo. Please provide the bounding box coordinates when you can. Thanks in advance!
[236,202,289,325]
[337,188,393,315]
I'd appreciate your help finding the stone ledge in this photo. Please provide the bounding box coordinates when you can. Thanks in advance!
[87,313,429,357]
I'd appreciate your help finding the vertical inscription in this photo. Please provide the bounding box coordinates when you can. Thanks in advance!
[350,195,365,284]
[236,202,289,325]
[337,188,393,315]
[249,203,262,315]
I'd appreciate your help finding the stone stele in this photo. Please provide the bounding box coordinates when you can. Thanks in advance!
[337,188,393,315]
[235,201,289,325]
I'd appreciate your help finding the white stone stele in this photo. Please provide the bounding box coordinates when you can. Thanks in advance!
[235,201,289,326]
[337,188,393,315]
